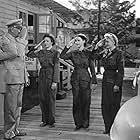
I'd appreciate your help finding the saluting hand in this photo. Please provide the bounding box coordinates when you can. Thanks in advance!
[90,84,97,93]
[25,78,30,87]
[135,71,140,78]
[114,85,119,92]
[34,45,42,53]
[66,38,75,49]
[51,82,57,90]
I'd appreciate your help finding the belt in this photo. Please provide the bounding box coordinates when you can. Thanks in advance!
[105,69,117,72]
[41,67,53,70]
[75,67,88,70]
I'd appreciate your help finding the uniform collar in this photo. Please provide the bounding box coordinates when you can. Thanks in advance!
[43,47,54,53]
[47,46,52,50]
[111,47,117,53]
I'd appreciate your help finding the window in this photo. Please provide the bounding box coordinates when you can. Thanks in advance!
[28,14,34,44]
[56,19,64,27]
[19,11,35,44]
[19,11,27,26]
[136,38,140,47]
[39,15,51,33]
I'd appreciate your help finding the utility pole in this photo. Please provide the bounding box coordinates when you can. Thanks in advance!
[97,0,101,74]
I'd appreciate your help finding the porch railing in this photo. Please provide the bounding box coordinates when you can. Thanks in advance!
[59,58,74,90]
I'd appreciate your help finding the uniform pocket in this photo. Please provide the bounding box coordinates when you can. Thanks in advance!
[80,72,90,82]
[106,78,114,84]
[80,80,90,89]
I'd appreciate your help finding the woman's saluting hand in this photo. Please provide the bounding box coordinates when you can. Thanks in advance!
[66,38,75,49]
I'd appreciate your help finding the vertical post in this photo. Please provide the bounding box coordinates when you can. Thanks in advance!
[97,0,101,74]
[0,64,5,127]
[67,66,71,90]
[98,0,101,42]
[0,93,4,127]
[124,45,126,67]
[137,76,140,95]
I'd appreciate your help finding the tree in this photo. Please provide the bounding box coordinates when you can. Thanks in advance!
[69,0,136,45]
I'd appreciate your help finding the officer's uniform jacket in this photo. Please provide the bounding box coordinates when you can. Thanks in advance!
[0,33,28,84]
[0,54,6,93]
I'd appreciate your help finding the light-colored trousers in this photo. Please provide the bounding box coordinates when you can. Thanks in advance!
[0,63,6,93]
[4,84,24,139]
[137,76,140,95]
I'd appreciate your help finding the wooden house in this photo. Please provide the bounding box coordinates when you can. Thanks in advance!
[0,0,80,126]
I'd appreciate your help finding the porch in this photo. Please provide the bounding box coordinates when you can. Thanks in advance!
[0,78,136,140]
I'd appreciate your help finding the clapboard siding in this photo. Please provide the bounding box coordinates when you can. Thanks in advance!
[0,0,18,11]
[0,12,16,19]
[18,1,51,14]
[0,0,17,30]
[0,0,50,32]
[0,7,17,17]
[0,0,19,5]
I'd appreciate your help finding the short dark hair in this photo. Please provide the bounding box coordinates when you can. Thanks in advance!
[43,33,55,46]
[77,34,88,47]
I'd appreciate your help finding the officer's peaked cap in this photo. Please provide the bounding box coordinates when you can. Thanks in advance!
[5,19,23,27]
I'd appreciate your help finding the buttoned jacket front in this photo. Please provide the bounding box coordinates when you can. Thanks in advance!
[60,47,97,84]
[27,48,59,83]
[0,33,28,84]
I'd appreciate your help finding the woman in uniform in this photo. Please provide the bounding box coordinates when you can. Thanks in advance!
[95,33,124,134]
[27,33,59,128]
[60,33,97,130]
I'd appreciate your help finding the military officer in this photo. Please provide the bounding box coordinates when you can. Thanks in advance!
[0,19,29,139]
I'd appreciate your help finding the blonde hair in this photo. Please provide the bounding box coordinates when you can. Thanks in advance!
[104,33,118,46]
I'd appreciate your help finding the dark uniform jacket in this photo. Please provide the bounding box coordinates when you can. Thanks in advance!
[102,48,124,86]
[27,48,59,83]
[60,47,97,84]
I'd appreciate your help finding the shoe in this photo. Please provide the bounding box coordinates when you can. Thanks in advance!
[74,126,81,131]
[49,124,55,128]
[83,126,89,131]
[103,131,109,135]
[40,122,48,127]
[16,132,27,136]
[82,125,89,129]
[4,134,16,140]
[4,138,14,140]
[12,138,21,140]
[4,136,16,140]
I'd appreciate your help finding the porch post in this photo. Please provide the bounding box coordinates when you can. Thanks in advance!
[0,93,4,127]
[0,64,5,127]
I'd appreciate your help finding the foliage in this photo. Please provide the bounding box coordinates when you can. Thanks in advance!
[69,0,136,45]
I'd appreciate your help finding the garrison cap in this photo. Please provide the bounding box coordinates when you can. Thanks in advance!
[43,33,55,46]
[104,33,118,46]
[76,33,89,42]
[5,19,23,27]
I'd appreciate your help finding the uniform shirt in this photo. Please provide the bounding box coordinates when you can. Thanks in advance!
[102,48,124,86]
[0,33,28,84]
[27,48,59,83]
[60,47,97,84]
